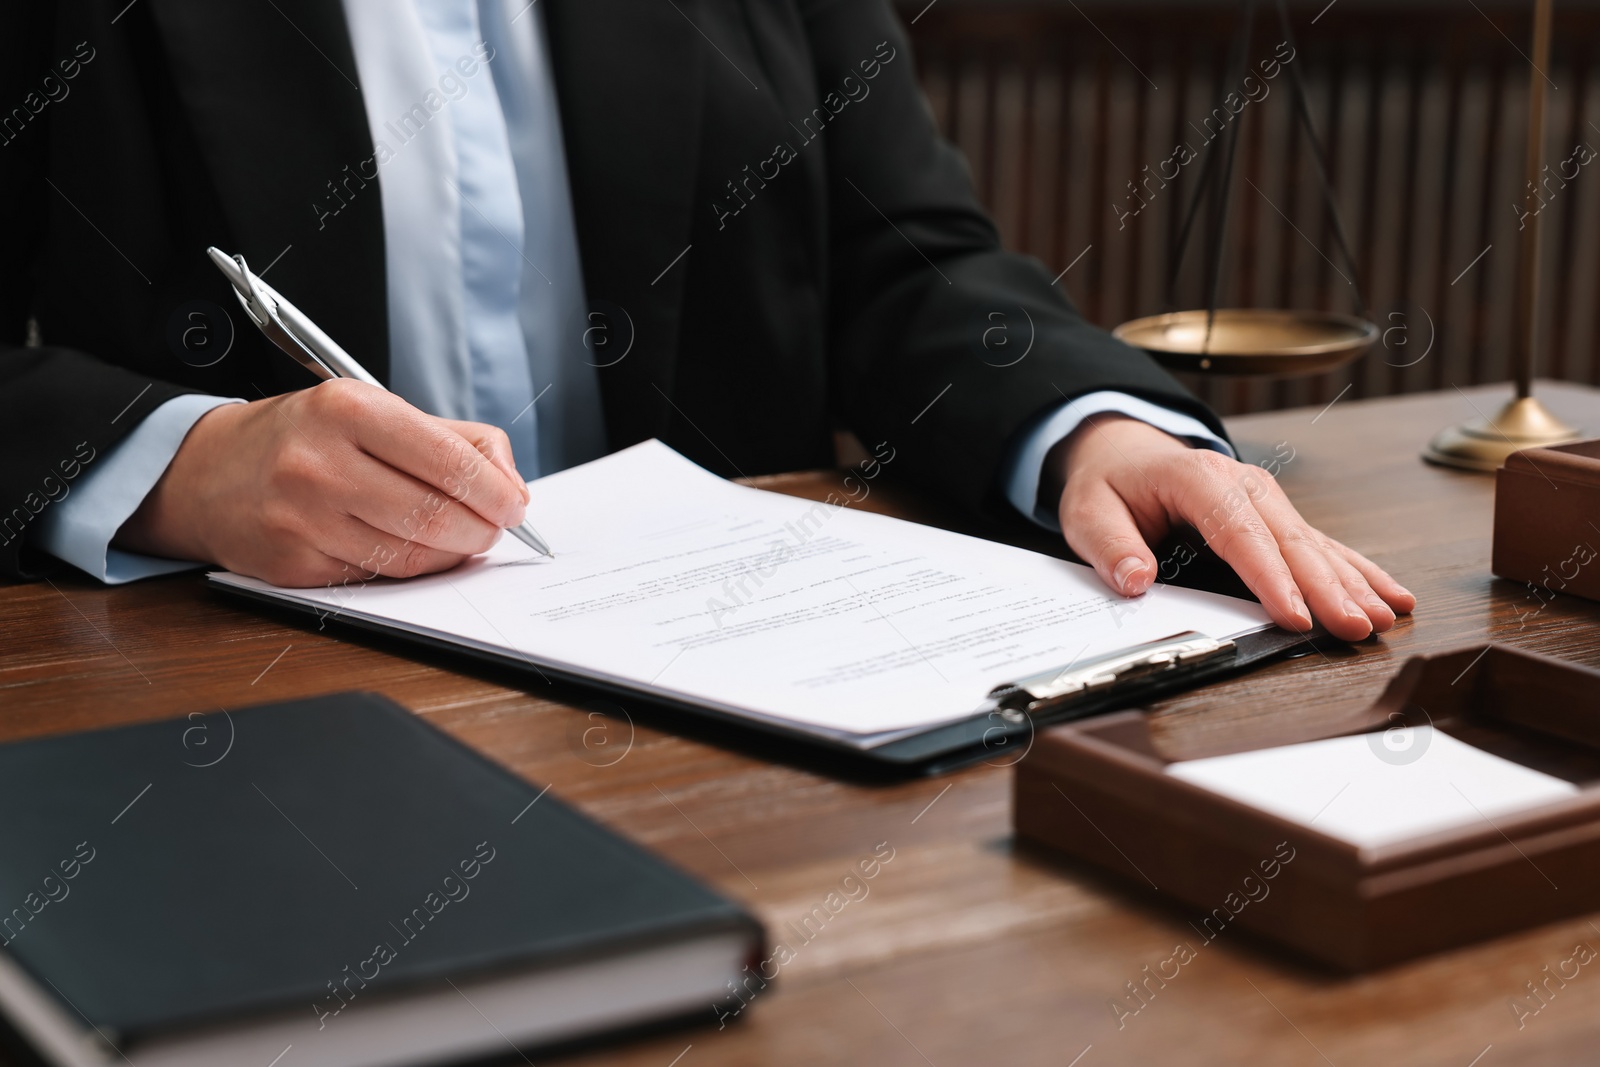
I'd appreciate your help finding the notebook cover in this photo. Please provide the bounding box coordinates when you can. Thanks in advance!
[0,693,761,1039]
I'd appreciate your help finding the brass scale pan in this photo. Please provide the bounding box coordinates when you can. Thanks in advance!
[1114,309,1377,377]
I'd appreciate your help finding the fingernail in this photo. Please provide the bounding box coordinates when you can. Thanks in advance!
[1289,592,1310,627]
[520,479,530,504]
[1112,557,1148,595]
[1365,594,1391,615]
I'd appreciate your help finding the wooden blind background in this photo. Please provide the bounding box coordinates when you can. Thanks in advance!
[898,0,1600,415]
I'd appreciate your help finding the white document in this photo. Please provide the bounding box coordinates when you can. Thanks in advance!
[1166,726,1579,849]
[212,441,1272,741]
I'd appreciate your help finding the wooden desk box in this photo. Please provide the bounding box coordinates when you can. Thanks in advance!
[1015,644,1600,972]
[1493,439,1600,604]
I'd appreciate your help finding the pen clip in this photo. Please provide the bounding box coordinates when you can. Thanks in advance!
[985,630,1236,719]
[226,254,340,382]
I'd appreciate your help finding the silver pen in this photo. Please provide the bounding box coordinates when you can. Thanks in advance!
[206,246,553,557]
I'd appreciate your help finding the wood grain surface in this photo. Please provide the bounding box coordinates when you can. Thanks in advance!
[4,382,1600,1066]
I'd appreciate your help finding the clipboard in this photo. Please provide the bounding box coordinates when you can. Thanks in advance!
[210,576,1314,776]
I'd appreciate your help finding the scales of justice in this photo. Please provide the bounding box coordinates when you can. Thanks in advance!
[1111,0,1582,470]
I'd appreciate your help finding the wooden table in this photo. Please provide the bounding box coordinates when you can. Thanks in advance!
[5,382,1600,1067]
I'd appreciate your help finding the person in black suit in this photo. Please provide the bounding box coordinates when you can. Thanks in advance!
[0,0,1411,641]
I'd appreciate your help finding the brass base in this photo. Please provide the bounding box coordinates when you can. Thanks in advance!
[1422,396,1583,472]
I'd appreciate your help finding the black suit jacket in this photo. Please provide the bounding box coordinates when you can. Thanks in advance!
[0,0,1226,579]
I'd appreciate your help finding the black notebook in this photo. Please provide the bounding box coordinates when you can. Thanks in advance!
[0,693,762,1067]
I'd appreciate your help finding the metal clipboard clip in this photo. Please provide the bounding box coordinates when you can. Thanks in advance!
[984,631,1236,722]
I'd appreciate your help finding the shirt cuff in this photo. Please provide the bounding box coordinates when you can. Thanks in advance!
[33,394,244,584]
[1002,390,1234,530]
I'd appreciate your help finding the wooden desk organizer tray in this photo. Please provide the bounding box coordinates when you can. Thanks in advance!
[1494,438,1600,603]
[1015,643,1600,972]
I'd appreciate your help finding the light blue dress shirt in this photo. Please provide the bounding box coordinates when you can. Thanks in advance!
[33,393,245,583]
[34,1,1229,583]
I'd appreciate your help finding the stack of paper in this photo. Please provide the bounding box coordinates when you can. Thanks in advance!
[213,441,1274,744]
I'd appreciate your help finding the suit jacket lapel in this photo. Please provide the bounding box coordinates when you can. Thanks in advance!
[147,0,390,386]
[545,0,705,443]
